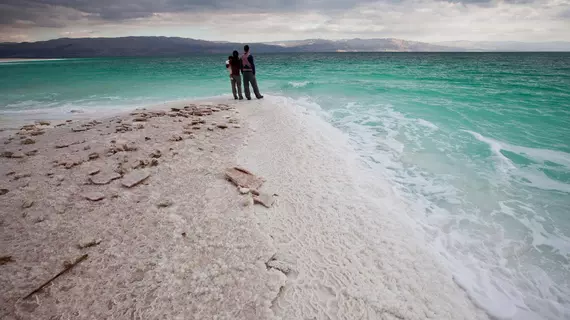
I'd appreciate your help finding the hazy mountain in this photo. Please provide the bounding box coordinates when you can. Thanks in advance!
[436,41,570,52]
[1,37,569,58]
[0,37,292,58]
[266,38,457,52]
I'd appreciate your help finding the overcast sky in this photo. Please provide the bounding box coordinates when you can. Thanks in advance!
[1,0,569,43]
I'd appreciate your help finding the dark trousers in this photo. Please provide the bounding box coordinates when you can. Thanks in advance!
[230,75,243,99]
[242,71,262,99]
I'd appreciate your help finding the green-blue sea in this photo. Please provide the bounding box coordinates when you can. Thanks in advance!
[1,53,569,319]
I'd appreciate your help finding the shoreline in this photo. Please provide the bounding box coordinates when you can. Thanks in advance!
[0,97,488,319]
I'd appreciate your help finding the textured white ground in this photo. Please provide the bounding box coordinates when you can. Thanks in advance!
[236,96,489,320]
[1,97,488,320]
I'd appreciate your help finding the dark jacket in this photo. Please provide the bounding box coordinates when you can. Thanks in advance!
[241,54,256,75]
[230,57,242,75]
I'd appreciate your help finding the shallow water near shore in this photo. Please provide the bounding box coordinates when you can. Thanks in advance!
[2,53,569,319]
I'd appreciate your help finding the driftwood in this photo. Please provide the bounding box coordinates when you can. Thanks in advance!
[23,254,88,300]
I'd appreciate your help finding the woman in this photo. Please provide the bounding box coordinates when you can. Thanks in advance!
[229,51,243,100]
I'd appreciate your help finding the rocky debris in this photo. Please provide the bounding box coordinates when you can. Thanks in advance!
[83,192,105,201]
[225,167,265,190]
[157,199,173,208]
[55,139,84,148]
[89,172,121,185]
[169,135,183,142]
[13,172,32,180]
[29,129,45,136]
[21,124,36,131]
[121,170,150,188]
[145,137,151,141]
[88,168,101,175]
[71,127,87,132]
[150,150,162,158]
[78,238,102,249]
[21,138,35,145]
[25,149,38,156]
[135,124,144,130]
[84,145,91,150]
[228,119,239,124]
[115,123,134,133]
[1,151,14,158]
[192,126,201,130]
[182,130,194,135]
[217,124,228,129]
[171,107,181,112]
[56,156,84,169]
[253,192,275,208]
[207,127,214,132]
[0,189,9,196]
[131,159,150,170]
[233,125,242,129]
[37,120,51,126]
[88,152,99,160]
[150,159,159,167]
[22,200,34,209]
[66,119,73,123]
[239,187,250,194]
[133,117,147,122]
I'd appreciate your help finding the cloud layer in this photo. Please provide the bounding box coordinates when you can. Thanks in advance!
[1,0,569,42]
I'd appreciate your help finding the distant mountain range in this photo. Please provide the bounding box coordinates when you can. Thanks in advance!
[1,37,569,58]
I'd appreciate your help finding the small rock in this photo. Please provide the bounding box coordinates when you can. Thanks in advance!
[207,127,214,131]
[25,149,38,156]
[83,192,105,201]
[34,216,46,223]
[78,238,102,249]
[253,193,275,208]
[217,124,228,129]
[71,127,87,132]
[30,130,45,136]
[70,109,83,113]
[1,151,13,158]
[0,189,8,196]
[192,126,201,130]
[6,171,15,176]
[150,150,162,158]
[21,138,35,145]
[169,135,183,142]
[88,153,99,160]
[22,200,34,209]
[66,120,73,123]
[84,145,91,150]
[121,170,151,188]
[181,232,187,237]
[46,172,54,176]
[150,159,159,167]
[171,107,181,112]
[133,117,147,122]
[239,187,250,194]
[89,172,121,185]
[88,168,101,175]
[38,120,51,126]
[145,137,151,141]
[233,125,242,129]
[13,172,32,180]
[0,256,14,265]
[157,199,173,208]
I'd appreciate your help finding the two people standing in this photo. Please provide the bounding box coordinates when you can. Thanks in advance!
[227,45,263,100]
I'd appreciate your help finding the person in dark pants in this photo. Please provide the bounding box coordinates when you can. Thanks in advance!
[229,51,243,100]
[241,45,263,100]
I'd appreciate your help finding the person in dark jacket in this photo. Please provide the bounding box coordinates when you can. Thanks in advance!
[241,45,263,100]
[229,51,243,100]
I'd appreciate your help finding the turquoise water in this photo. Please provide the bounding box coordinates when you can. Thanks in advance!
[1,54,569,319]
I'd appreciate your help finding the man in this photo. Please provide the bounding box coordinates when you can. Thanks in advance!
[241,45,263,100]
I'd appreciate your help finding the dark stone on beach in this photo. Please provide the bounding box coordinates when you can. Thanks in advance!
[150,159,159,167]
[145,137,151,141]
[72,127,87,132]
[88,153,99,160]
[88,168,101,175]
[217,124,228,129]
[207,128,214,131]
[169,135,183,142]
[13,172,32,180]
[30,130,45,136]
[133,117,147,122]
[38,120,51,126]
[70,110,84,113]
[157,199,173,208]
[21,138,35,145]
[1,151,13,158]
[150,150,162,158]
[171,107,181,112]
[0,189,8,196]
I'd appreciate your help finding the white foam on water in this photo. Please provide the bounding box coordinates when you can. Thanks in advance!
[288,81,310,88]
[273,98,570,320]
[238,95,488,320]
